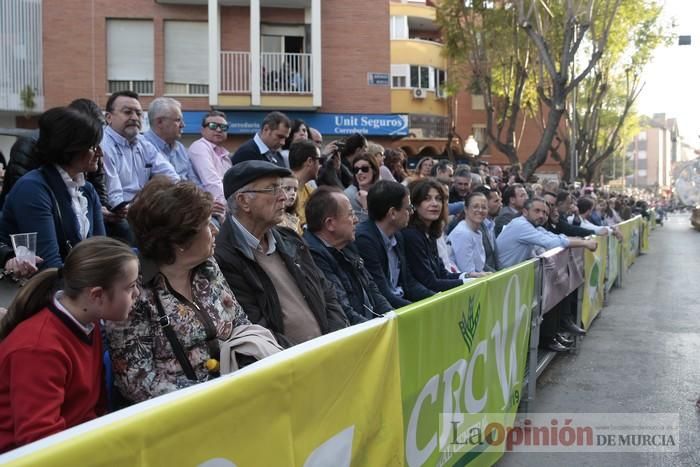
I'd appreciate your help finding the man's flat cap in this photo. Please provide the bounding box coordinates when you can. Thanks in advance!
[223,160,292,199]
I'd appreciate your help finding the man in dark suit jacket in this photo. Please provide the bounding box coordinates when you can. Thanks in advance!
[473,185,500,271]
[230,111,290,168]
[303,187,393,324]
[544,191,595,238]
[354,181,435,309]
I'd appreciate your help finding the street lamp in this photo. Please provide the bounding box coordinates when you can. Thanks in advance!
[464,135,480,157]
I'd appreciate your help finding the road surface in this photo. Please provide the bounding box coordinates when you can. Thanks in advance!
[499,212,700,466]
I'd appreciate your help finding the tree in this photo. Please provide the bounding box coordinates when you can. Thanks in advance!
[571,0,669,183]
[438,0,538,168]
[517,0,624,179]
[439,0,668,181]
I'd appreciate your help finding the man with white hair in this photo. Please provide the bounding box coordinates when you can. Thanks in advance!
[144,97,201,184]
[215,160,349,347]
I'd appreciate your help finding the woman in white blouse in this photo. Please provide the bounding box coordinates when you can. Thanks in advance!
[448,192,492,277]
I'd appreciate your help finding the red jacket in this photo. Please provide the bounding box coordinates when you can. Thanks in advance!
[0,305,105,453]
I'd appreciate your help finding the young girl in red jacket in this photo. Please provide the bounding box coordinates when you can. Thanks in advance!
[0,236,139,453]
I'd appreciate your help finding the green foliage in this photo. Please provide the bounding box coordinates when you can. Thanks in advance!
[437,0,670,180]
[19,85,36,112]
[437,0,536,164]
[573,0,671,183]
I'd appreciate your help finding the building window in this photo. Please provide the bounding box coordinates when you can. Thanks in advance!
[392,76,407,88]
[390,16,408,40]
[434,69,446,97]
[637,150,647,160]
[391,64,409,89]
[410,65,430,89]
[107,19,154,95]
[472,94,485,110]
[164,21,209,96]
[472,124,487,150]
[637,169,647,177]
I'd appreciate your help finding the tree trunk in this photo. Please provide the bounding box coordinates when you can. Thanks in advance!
[522,103,565,178]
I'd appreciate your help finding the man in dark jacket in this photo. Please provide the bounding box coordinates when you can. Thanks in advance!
[544,191,595,238]
[214,160,348,347]
[230,112,290,168]
[354,181,435,309]
[494,183,528,237]
[303,187,393,324]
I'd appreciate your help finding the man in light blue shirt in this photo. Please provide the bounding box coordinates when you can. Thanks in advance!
[101,91,178,209]
[101,91,178,242]
[496,197,597,269]
[143,97,202,186]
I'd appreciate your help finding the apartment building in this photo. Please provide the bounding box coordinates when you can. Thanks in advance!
[1,0,561,174]
[626,114,684,189]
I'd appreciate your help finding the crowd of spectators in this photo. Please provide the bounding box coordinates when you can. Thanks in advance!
[0,91,664,452]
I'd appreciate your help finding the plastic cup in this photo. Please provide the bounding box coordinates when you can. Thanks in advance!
[10,232,37,268]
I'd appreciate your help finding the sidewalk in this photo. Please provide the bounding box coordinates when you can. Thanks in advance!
[498,213,700,466]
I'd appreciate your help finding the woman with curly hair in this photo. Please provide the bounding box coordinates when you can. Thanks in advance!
[106,177,280,404]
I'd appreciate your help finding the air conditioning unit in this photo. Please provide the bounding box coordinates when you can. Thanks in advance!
[412,88,427,99]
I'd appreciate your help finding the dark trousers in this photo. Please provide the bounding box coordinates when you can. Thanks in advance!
[105,219,135,246]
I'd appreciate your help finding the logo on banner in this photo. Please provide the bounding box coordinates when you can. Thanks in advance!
[459,296,481,353]
[405,273,531,466]
[588,255,601,302]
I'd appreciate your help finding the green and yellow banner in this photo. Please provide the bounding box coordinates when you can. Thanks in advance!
[2,225,648,467]
[397,261,536,467]
[0,319,405,467]
[606,235,620,292]
[618,217,641,270]
[582,235,607,330]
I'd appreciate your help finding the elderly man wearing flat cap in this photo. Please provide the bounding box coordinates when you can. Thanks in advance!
[214,160,349,347]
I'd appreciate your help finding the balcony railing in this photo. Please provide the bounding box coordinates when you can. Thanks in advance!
[0,0,43,112]
[220,51,313,95]
[220,51,251,93]
[261,52,312,94]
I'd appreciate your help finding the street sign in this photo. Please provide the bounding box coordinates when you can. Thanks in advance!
[367,72,390,87]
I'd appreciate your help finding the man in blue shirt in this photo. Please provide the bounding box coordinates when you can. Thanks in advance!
[496,197,597,270]
[100,91,179,242]
[143,97,201,184]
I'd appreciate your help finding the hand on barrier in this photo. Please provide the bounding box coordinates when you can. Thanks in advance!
[469,271,492,278]
[584,239,598,252]
[613,228,624,242]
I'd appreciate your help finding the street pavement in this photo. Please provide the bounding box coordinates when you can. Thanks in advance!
[499,212,700,466]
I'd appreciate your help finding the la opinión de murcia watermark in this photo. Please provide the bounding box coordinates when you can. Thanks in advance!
[438,413,679,453]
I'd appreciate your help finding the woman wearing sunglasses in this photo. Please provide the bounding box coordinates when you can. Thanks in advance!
[344,153,380,223]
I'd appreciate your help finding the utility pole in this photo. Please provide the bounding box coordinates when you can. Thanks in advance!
[569,23,579,183]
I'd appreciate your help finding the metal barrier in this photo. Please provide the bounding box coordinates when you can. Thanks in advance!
[522,215,647,412]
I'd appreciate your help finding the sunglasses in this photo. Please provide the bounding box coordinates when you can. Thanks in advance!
[352,165,371,174]
[204,122,229,132]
